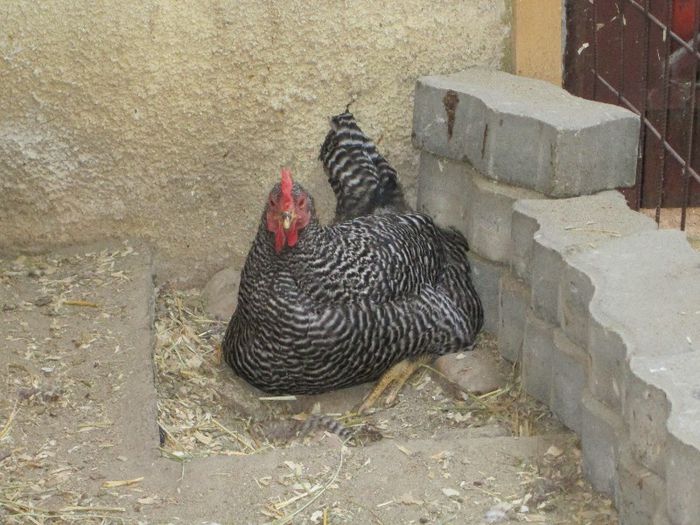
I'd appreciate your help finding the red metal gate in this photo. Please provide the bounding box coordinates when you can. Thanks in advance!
[565,0,700,229]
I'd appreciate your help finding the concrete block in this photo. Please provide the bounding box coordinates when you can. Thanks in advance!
[509,208,540,281]
[653,501,673,525]
[418,151,542,264]
[587,321,627,412]
[616,448,666,525]
[580,390,625,496]
[627,352,700,525]
[550,330,588,434]
[413,68,640,197]
[623,365,671,477]
[417,151,470,232]
[559,264,595,348]
[467,169,542,263]
[666,437,700,525]
[469,253,505,335]
[510,191,653,284]
[529,238,563,325]
[569,230,700,365]
[203,266,240,321]
[498,272,530,363]
[521,312,555,404]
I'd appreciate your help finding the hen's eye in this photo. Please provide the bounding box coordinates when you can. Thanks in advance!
[269,198,276,206]
[298,196,306,208]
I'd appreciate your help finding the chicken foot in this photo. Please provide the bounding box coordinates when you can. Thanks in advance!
[357,355,432,414]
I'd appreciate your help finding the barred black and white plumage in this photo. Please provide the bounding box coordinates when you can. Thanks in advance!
[319,111,409,222]
[222,171,483,395]
[252,415,355,444]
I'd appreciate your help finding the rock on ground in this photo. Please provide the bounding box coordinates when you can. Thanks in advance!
[202,266,240,321]
[434,344,509,396]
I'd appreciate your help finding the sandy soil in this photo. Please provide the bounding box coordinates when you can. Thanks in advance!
[1,243,617,524]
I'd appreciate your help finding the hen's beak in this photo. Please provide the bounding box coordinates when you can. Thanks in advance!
[281,211,293,231]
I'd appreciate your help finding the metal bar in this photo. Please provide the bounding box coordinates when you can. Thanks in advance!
[633,0,652,209]
[592,0,599,99]
[626,0,700,57]
[654,0,674,223]
[680,0,700,230]
[619,1,626,107]
[594,72,700,185]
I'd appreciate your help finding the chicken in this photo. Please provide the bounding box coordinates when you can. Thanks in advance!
[319,111,468,410]
[319,111,409,222]
[222,169,483,407]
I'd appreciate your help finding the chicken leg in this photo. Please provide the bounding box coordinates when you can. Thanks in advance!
[357,355,432,414]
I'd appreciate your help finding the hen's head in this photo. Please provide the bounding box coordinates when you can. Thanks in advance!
[266,168,312,254]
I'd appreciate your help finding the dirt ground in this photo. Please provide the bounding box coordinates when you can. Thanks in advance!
[640,206,700,250]
[1,243,617,524]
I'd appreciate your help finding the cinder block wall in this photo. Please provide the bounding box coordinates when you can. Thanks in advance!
[413,68,700,525]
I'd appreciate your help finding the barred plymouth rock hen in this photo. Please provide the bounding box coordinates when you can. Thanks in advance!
[222,169,483,411]
[319,111,409,221]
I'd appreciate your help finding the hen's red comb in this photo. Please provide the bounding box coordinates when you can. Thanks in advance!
[280,168,294,209]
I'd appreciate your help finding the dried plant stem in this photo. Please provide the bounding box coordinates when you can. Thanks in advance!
[271,443,347,525]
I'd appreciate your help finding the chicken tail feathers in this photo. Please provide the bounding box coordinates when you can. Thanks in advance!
[320,111,408,221]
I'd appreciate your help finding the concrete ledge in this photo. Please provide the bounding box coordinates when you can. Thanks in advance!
[413,68,640,197]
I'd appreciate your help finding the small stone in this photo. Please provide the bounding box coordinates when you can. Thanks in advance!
[202,266,241,321]
[441,487,460,498]
[485,502,514,523]
[35,295,52,307]
[545,445,563,458]
[484,509,507,523]
[434,348,507,396]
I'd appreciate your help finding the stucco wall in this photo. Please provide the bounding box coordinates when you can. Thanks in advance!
[0,1,508,284]
[513,0,562,85]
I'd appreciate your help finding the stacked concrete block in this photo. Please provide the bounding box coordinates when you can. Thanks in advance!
[417,152,539,333]
[511,204,700,524]
[629,350,700,525]
[580,391,625,496]
[498,273,529,362]
[469,253,504,334]
[587,321,628,412]
[415,68,639,336]
[616,448,667,525]
[413,67,700,524]
[521,312,555,404]
[550,329,588,435]
[413,68,639,197]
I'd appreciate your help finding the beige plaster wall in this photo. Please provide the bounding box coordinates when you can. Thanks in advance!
[512,0,562,85]
[0,1,508,284]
